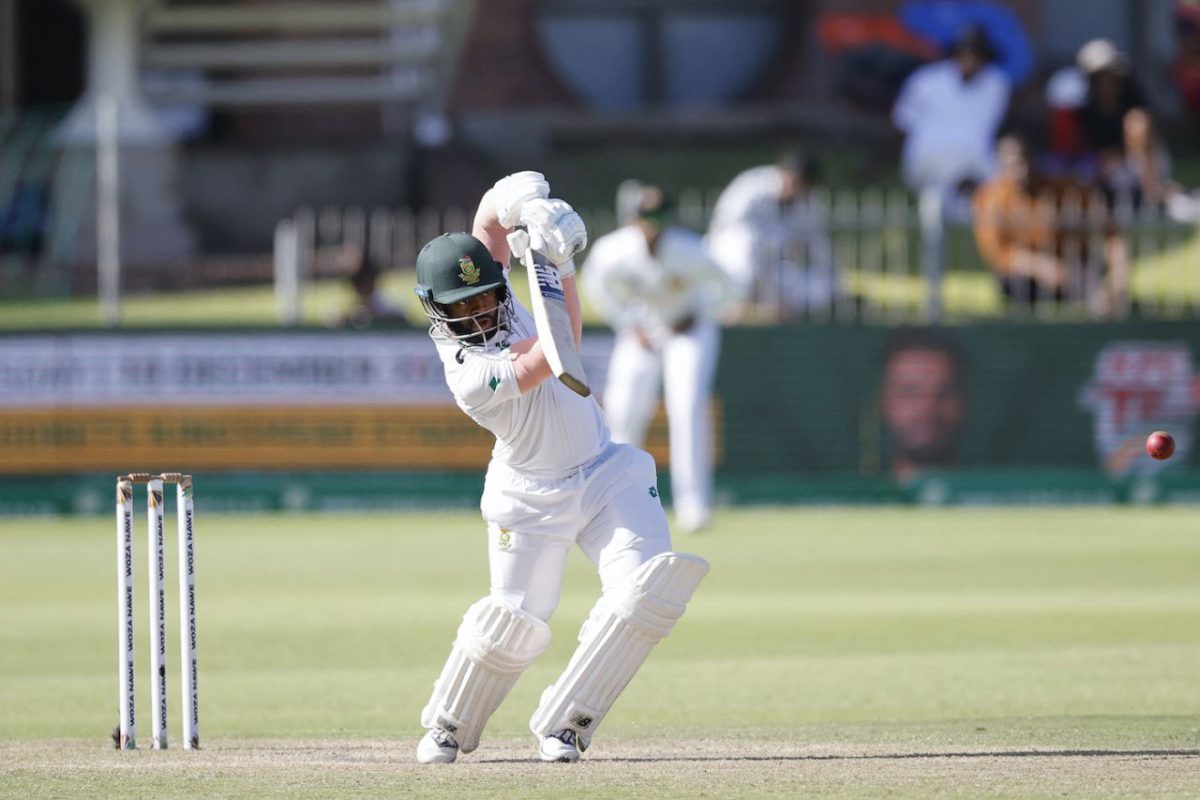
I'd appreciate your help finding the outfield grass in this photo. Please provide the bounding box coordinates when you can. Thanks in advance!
[1,507,1198,798]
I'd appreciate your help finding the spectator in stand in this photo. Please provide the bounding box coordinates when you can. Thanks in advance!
[892,25,1011,218]
[705,150,836,321]
[972,134,1130,316]
[1044,39,1199,222]
[1074,38,1168,206]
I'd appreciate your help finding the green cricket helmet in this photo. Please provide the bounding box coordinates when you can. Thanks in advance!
[413,232,512,345]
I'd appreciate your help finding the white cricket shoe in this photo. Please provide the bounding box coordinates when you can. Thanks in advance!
[538,729,581,763]
[416,728,459,763]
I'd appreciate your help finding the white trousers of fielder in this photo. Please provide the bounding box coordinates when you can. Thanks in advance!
[603,322,720,531]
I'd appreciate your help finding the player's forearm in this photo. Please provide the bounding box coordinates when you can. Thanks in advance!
[473,188,512,265]
[510,337,554,393]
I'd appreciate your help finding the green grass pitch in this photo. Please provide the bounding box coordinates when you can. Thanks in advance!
[1,507,1198,798]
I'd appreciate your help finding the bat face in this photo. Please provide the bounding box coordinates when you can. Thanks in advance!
[522,248,590,397]
[530,251,565,302]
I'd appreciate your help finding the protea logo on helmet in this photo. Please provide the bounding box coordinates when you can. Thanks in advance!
[458,256,480,285]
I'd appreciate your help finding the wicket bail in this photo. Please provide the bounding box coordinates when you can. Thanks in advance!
[116,473,199,751]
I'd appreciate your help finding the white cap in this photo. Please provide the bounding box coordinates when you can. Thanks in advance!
[1076,38,1129,75]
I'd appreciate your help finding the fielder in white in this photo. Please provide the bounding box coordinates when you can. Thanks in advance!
[706,150,836,320]
[412,171,709,764]
[584,185,734,533]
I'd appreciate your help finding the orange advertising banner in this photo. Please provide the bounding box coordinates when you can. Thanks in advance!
[0,406,688,474]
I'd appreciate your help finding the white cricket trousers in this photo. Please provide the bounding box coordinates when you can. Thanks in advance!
[603,321,719,530]
[480,442,672,621]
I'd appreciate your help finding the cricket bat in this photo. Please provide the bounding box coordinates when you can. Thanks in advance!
[521,246,591,397]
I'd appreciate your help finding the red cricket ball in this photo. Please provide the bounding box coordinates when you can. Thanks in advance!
[1146,430,1175,460]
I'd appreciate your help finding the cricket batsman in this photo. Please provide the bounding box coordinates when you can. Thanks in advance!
[412,171,709,763]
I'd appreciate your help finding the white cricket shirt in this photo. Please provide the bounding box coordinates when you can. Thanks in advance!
[708,165,789,233]
[705,165,836,303]
[583,225,733,340]
[892,60,1011,188]
[431,286,608,477]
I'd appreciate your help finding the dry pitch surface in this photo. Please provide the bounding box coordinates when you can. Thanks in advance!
[3,737,1199,799]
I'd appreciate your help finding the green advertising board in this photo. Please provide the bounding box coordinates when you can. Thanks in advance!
[717,321,1200,477]
[0,322,1197,514]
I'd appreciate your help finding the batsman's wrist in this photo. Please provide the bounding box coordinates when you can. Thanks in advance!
[557,258,576,278]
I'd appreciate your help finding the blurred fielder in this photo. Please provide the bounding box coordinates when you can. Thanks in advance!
[706,150,836,320]
[584,184,734,533]
[412,171,709,763]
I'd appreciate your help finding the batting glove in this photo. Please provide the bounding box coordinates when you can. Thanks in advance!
[492,171,550,229]
[520,198,588,268]
[506,224,577,278]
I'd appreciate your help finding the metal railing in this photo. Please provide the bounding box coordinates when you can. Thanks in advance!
[276,188,1200,325]
[274,204,473,324]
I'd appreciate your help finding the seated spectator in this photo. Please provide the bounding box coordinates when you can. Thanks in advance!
[892,25,1011,216]
[705,149,836,321]
[1076,38,1170,205]
[1045,39,1200,222]
[972,134,1130,317]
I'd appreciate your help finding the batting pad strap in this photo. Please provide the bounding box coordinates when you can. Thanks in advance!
[530,552,709,747]
[421,596,552,753]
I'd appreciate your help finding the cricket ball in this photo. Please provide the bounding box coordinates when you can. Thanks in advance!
[1146,430,1175,460]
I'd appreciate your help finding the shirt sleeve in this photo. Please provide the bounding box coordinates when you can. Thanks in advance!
[445,347,522,411]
